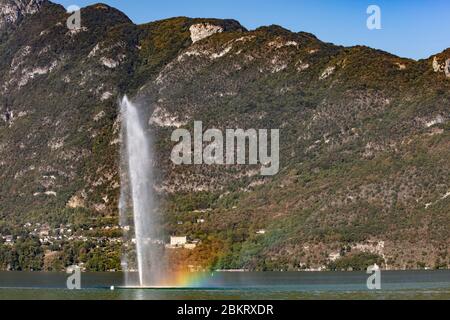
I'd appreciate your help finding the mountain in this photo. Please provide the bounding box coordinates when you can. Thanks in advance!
[0,1,449,272]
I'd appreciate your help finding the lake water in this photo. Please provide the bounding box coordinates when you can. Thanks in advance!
[0,271,449,300]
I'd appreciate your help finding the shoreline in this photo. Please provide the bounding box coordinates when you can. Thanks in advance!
[0,269,449,274]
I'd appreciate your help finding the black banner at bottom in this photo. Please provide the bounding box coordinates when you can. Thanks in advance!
[1,300,444,319]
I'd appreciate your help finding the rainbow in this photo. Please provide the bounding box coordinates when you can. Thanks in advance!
[116,272,218,289]
[159,271,217,288]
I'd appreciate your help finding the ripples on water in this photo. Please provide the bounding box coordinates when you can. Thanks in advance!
[1,271,449,300]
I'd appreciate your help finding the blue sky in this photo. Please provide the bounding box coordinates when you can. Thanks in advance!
[53,0,450,60]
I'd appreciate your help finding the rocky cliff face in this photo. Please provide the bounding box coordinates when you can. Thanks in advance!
[190,23,224,43]
[0,1,449,271]
[0,0,45,33]
[433,53,450,78]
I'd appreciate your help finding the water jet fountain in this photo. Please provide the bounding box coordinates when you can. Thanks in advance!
[119,96,165,287]
[118,96,214,290]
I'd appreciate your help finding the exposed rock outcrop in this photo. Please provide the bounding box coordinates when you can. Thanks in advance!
[446,59,450,78]
[188,19,246,43]
[189,23,224,43]
[432,55,450,78]
[0,0,46,32]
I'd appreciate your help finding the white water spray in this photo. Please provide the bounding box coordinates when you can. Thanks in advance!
[119,96,163,287]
